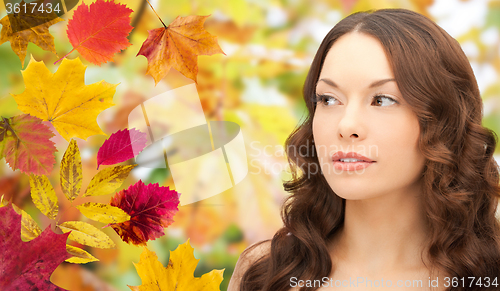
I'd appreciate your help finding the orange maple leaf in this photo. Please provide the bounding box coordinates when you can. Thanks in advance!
[137,15,225,85]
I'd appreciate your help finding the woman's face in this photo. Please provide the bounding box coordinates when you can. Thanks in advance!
[312,32,426,200]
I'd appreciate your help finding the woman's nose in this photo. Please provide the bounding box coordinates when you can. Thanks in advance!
[337,103,365,140]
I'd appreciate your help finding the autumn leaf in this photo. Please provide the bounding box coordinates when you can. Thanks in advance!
[137,14,225,85]
[0,203,71,290]
[0,0,63,67]
[84,164,137,197]
[19,206,42,241]
[0,114,56,175]
[58,221,115,249]
[128,239,224,291]
[97,128,147,169]
[12,56,117,141]
[76,202,131,224]
[0,195,6,206]
[60,139,82,202]
[0,195,42,241]
[66,245,99,264]
[2,197,100,264]
[63,0,133,65]
[4,0,63,33]
[109,180,180,245]
[29,174,59,220]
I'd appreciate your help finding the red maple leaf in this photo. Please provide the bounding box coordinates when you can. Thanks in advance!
[0,203,70,290]
[96,128,147,169]
[64,0,133,65]
[109,180,180,246]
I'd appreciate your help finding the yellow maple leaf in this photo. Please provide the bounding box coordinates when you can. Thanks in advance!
[137,14,225,85]
[129,239,224,291]
[12,56,117,141]
[0,0,63,67]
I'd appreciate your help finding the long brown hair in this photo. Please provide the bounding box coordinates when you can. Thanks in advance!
[239,8,500,291]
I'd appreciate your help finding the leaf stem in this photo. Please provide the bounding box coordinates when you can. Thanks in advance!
[54,48,76,65]
[145,0,167,28]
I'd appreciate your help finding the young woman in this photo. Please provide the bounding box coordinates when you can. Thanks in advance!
[228,8,500,291]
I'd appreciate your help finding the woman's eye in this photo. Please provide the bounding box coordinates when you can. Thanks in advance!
[314,94,339,106]
[372,95,397,107]
[314,94,398,107]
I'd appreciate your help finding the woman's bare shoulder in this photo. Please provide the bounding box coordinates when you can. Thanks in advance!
[227,239,272,291]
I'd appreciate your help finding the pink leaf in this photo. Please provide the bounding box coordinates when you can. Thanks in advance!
[97,128,147,169]
[0,114,56,175]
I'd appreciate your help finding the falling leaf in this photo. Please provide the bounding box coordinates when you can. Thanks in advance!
[0,203,70,290]
[97,128,147,169]
[64,0,133,65]
[60,139,82,202]
[0,195,42,241]
[65,245,99,264]
[76,202,131,224]
[109,180,180,245]
[58,221,115,249]
[128,239,224,291]
[12,56,117,141]
[29,174,58,220]
[19,206,42,241]
[137,15,225,85]
[0,114,56,175]
[84,164,137,197]
[0,0,63,67]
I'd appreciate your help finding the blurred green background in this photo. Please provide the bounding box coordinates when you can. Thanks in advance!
[0,0,499,290]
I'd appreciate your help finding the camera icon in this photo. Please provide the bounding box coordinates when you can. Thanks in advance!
[127,84,248,206]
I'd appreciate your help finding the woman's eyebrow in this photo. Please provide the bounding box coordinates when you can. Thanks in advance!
[317,78,396,89]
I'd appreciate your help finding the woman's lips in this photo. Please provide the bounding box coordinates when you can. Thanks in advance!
[331,151,375,162]
[332,160,375,171]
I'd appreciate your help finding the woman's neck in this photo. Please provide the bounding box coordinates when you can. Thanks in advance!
[329,180,430,275]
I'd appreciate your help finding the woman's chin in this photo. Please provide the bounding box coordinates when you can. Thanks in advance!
[331,186,381,200]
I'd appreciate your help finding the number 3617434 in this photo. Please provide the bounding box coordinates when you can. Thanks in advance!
[6,2,61,14]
